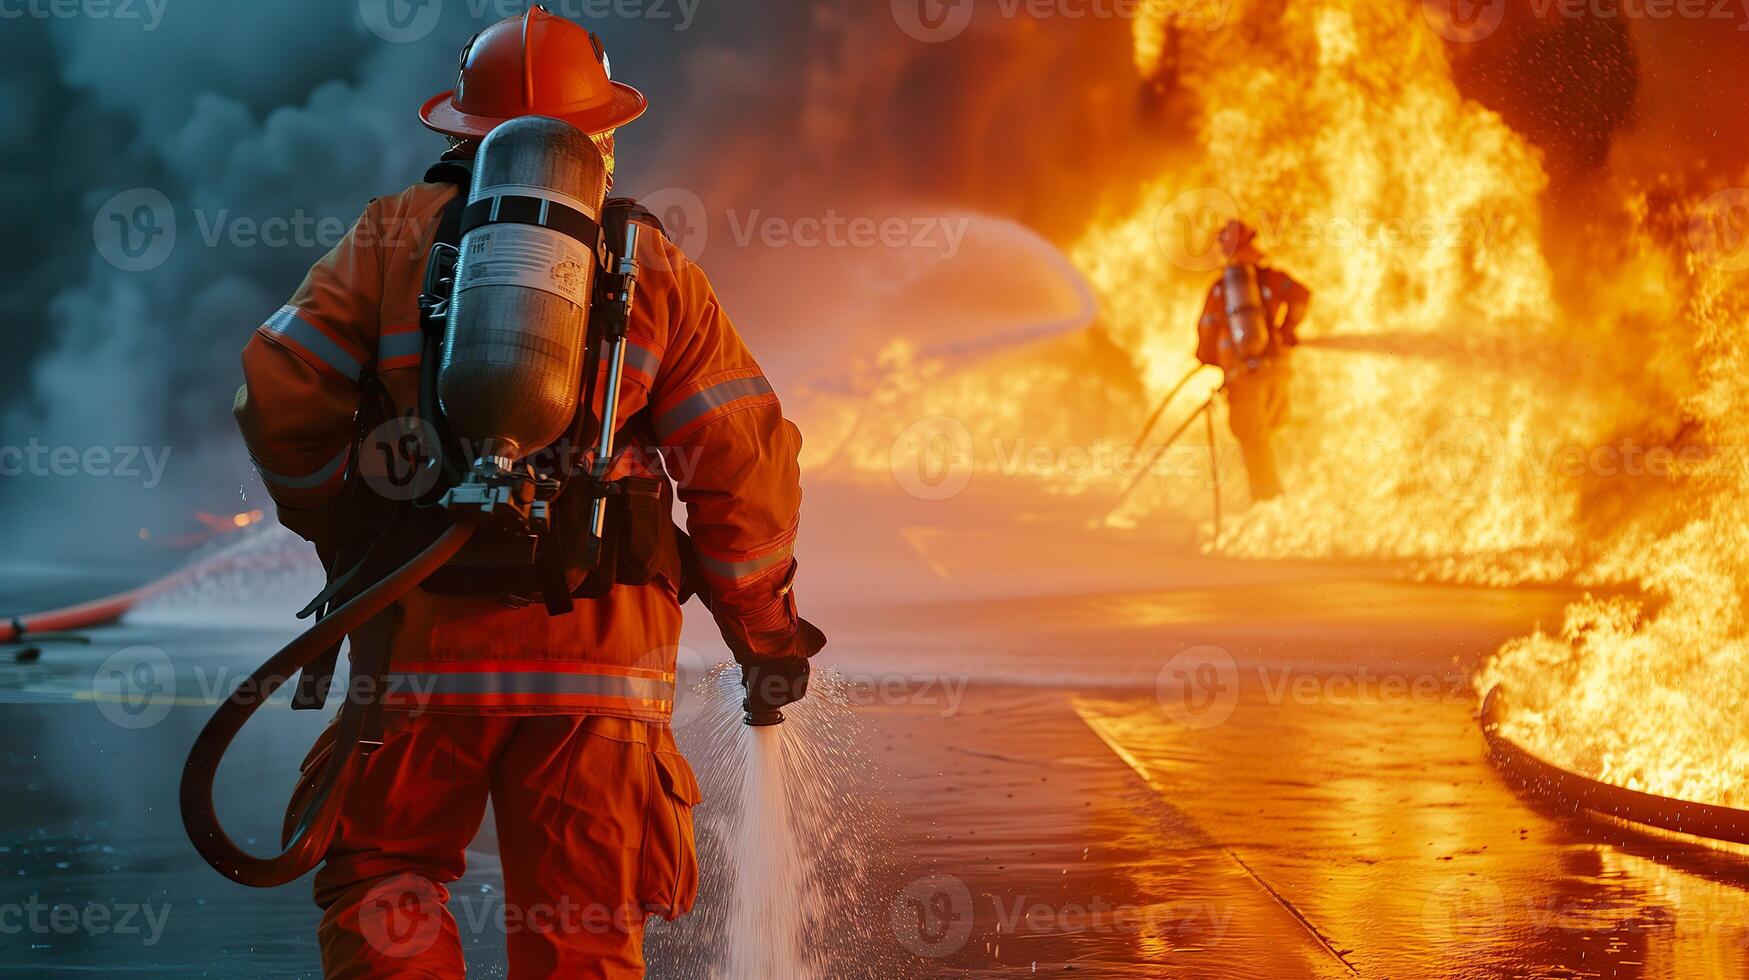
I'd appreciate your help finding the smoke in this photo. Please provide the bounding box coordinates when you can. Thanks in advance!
[0,0,1165,565]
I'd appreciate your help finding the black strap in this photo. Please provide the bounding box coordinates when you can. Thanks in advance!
[460,194,604,253]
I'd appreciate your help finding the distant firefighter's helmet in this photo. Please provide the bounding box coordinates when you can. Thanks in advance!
[1218,219,1258,260]
[419,5,647,139]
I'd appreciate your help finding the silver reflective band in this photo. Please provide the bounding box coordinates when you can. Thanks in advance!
[388,671,676,701]
[656,375,774,439]
[622,343,660,379]
[377,331,423,363]
[697,543,792,582]
[264,306,363,380]
[253,446,349,490]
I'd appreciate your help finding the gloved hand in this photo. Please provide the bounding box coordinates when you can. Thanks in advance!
[737,619,826,723]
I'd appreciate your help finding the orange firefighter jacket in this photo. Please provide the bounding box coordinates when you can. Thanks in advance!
[234,179,806,723]
[1195,265,1311,368]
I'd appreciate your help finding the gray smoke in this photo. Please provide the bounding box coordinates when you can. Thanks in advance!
[0,0,1146,568]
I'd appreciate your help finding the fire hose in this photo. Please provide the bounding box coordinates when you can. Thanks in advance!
[1101,368,1224,532]
[0,560,228,646]
[1481,686,1749,845]
[178,524,476,886]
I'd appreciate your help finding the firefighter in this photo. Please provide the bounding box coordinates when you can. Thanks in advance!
[1195,220,1311,501]
[232,10,822,977]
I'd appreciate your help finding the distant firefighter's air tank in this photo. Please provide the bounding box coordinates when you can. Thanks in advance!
[441,115,610,465]
[1221,262,1271,362]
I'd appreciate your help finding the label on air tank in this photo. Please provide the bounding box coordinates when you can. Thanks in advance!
[455,224,592,308]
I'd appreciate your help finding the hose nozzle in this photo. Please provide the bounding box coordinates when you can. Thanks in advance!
[743,702,786,727]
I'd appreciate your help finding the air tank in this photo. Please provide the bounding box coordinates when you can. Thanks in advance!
[1221,262,1271,361]
[441,115,609,466]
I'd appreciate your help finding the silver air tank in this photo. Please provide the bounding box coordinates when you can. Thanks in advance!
[1221,262,1271,361]
[441,116,610,466]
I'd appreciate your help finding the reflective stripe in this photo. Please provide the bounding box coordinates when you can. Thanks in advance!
[623,340,660,383]
[656,375,774,440]
[697,541,793,583]
[386,671,675,701]
[262,306,364,381]
[377,325,423,370]
[252,446,349,491]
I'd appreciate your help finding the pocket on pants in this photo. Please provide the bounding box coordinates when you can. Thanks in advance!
[638,748,703,920]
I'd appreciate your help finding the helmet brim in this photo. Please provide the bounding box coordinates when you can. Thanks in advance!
[419,81,647,139]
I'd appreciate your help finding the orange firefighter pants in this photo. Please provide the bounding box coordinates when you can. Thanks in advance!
[1225,359,1291,501]
[301,711,702,979]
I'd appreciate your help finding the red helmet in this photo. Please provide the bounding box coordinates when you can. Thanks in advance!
[1218,220,1258,260]
[419,6,647,139]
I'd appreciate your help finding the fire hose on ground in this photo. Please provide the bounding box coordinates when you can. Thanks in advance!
[1481,686,1749,845]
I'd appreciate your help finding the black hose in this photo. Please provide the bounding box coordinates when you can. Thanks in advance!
[180,524,475,887]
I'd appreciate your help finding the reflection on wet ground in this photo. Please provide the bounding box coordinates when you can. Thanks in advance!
[5,560,1749,977]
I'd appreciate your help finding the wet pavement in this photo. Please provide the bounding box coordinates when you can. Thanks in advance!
[6,510,1749,977]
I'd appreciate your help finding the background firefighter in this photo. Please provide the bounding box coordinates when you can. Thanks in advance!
[1195,219,1311,502]
[230,10,823,977]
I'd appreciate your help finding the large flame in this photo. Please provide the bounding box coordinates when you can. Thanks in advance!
[811,2,1748,807]
[1111,3,1747,806]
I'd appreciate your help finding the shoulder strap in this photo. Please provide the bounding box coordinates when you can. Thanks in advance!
[425,159,472,251]
[604,197,666,242]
